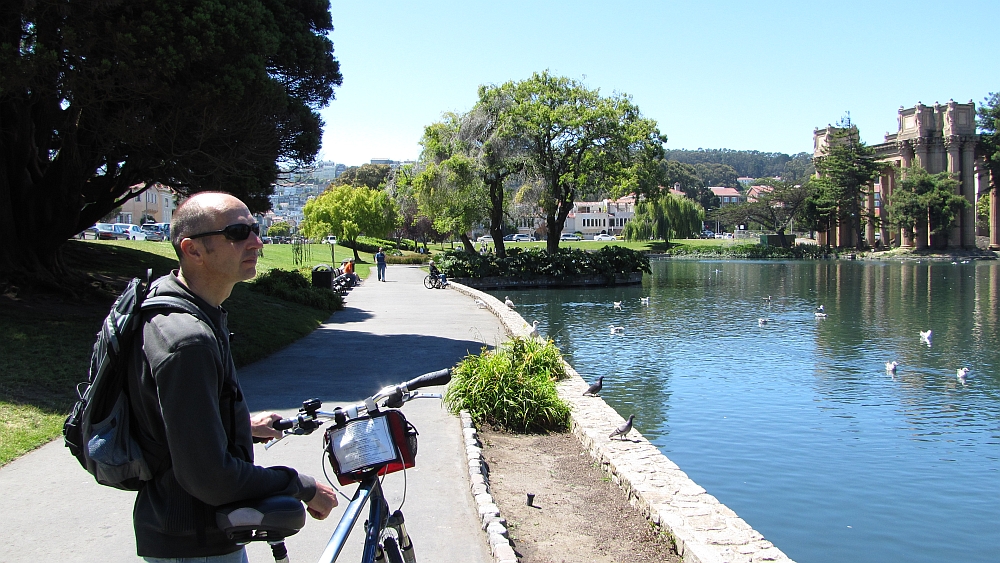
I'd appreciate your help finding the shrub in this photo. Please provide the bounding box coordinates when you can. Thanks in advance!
[438,246,650,279]
[445,337,569,433]
[664,242,829,260]
[248,269,343,312]
[386,255,427,264]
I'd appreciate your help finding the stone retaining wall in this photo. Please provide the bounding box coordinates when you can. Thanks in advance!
[449,281,795,563]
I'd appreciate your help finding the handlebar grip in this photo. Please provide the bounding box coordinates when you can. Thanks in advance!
[405,368,452,390]
[272,418,295,431]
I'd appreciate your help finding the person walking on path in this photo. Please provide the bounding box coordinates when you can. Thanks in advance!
[375,247,387,281]
[127,192,337,561]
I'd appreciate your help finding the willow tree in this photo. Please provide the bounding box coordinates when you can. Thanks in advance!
[1,0,341,284]
[496,71,665,253]
[622,194,703,242]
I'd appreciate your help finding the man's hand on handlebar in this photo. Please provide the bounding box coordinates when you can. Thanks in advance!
[306,481,338,519]
[250,411,284,441]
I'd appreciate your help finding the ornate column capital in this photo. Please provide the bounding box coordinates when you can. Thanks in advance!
[945,135,962,151]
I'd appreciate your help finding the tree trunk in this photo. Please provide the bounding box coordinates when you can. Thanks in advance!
[487,177,507,259]
[776,229,789,248]
[459,233,476,253]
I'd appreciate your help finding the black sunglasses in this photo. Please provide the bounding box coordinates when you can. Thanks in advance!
[188,223,260,241]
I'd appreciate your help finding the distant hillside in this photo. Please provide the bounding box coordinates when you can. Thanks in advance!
[664,148,814,182]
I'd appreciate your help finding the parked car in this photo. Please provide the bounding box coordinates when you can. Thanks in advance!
[140,224,165,241]
[502,234,517,241]
[321,235,338,244]
[114,223,147,240]
[261,236,273,244]
[560,233,582,241]
[701,230,715,239]
[476,235,494,243]
[593,233,616,241]
[91,223,127,240]
[512,234,533,242]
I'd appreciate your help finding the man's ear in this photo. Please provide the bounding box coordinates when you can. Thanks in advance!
[178,238,205,265]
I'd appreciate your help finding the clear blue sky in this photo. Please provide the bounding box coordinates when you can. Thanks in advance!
[318,0,999,166]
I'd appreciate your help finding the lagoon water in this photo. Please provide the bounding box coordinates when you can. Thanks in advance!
[494,259,1000,563]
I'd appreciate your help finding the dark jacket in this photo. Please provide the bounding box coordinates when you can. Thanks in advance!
[127,272,316,557]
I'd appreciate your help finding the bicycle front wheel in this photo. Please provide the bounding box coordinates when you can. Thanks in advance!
[381,537,405,563]
[423,275,434,289]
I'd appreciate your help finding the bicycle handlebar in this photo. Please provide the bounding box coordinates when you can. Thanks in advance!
[266,368,452,445]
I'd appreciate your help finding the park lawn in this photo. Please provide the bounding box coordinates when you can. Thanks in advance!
[0,241,343,466]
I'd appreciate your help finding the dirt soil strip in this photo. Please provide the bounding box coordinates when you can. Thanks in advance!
[482,429,680,563]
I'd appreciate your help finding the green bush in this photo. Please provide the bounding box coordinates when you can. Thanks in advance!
[386,255,427,264]
[445,337,569,433]
[248,269,343,312]
[665,242,829,260]
[438,246,650,279]
[341,236,418,254]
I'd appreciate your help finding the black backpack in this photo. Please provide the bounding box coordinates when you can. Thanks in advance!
[63,270,213,490]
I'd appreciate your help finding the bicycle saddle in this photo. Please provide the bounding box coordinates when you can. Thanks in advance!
[215,495,306,542]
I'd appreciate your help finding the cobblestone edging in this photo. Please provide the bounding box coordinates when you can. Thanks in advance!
[460,410,518,563]
[449,282,796,563]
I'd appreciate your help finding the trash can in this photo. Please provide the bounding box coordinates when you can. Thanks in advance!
[312,264,333,289]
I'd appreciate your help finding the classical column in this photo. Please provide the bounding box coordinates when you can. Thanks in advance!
[913,138,929,249]
[946,136,962,247]
[879,170,893,247]
[896,142,914,248]
[983,159,1000,250]
[960,139,977,248]
[866,184,876,247]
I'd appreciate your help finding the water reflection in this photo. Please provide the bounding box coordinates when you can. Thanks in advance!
[490,259,1000,563]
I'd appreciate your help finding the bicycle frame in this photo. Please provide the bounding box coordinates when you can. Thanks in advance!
[319,475,387,563]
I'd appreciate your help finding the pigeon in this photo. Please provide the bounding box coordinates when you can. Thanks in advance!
[885,361,898,374]
[504,296,515,309]
[474,298,487,309]
[583,376,603,396]
[528,320,540,338]
[613,301,623,311]
[609,414,634,440]
[957,367,970,384]
[609,324,624,334]
[639,297,650,306]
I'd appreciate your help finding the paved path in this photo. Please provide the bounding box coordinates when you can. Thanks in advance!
[0,265,506,562]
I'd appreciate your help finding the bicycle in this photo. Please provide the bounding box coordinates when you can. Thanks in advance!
[215,368,452,563]
[422,274,446,289]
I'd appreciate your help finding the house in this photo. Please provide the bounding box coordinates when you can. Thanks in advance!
[118,183,176,224]
[708,187,744,207]
[745,185,773,203]
[563,196,636,237]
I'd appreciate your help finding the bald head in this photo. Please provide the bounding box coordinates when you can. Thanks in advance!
[171,192,249,259]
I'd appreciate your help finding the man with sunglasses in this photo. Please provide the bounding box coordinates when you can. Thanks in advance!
[127,192,337,562]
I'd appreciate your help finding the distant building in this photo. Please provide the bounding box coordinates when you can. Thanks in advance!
[563,196,636,237]
[737,177,755,187]
[708,187,744,206]
[745,185,773,203]
[118,184,176,224]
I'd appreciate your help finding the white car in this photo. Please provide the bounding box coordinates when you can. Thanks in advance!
[321,235,338,244]
[114,223,147,240]
[593,233,616,241]
[477,235,494,243]
[560,233,582,241]
[512,234,533,242]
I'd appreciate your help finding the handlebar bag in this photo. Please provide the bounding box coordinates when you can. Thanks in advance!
[323,409,418,486]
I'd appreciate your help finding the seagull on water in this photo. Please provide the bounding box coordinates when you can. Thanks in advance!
[758,318,769,326]
[885,361,898,374]
[504,296,515,309]
[613,301,623,311]
[920,330,932,345]
[610,415,635,440]
[528,320,540,338]
[762,295,771,303]
[639,297,650,306]
[583,376,603,396]
[957,367,970,384]
[609,324,624,335]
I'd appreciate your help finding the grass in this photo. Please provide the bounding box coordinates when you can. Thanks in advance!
[444,337,569,433]
[0,240,342,466]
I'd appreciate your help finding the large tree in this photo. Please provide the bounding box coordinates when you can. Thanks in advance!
[300,185,398,261]
[0,0,341,283]
[497,71,665,253]
[621,193,704,243]
[332,164,392,189]
[811,119,881,249]
[886,167,969,248]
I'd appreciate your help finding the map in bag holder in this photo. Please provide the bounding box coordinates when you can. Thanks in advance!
[324,409,418,486]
